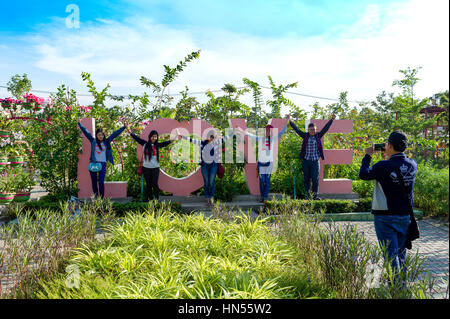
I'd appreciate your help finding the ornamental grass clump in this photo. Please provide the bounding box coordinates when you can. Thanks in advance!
[31,207,319,299]
[0,202,97,298]
[276,206,438,299]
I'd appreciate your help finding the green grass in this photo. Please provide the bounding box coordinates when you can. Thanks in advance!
[33,211,325,299]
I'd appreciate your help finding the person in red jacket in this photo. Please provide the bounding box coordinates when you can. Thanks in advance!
[289,114,336,199]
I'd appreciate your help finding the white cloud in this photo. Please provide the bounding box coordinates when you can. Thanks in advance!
[20,0,450,113]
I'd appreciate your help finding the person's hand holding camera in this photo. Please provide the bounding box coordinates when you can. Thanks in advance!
[365,144,375,156]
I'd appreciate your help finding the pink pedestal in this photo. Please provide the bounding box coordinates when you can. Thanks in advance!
[310,119,353,194]
[77,118,128,199]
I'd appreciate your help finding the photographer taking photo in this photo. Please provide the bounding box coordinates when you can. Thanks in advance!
[359,131,418,282]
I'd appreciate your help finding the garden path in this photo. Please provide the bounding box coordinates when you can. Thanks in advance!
[331,219,449,298]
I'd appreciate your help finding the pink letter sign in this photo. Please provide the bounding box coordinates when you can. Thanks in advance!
[309,119,353,194]
[230,118,287,195]
[137,118,214,196]
[77,118,127,199]
[77,117,355,198]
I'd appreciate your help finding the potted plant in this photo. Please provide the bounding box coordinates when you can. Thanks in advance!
[13,168,35,202]
[0,130,10,138]
[22,93,36,110]
[33,97,45,111]
[0,170,16,204]
[7,132,26,167]
[0,136,13,167]
[8,148,25,167]
[1,98,15,109]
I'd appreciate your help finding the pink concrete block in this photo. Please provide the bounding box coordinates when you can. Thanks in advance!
[77,118,128,199]
[322,149,353,165]
[319,179,353,193]
[310,119,354,194]
[309,119,353,133]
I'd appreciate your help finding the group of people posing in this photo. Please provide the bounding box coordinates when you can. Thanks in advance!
[78,114,336,205]
[78,117,418,281]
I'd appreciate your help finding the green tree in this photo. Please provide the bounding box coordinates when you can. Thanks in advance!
[266,76,298,118]
[7,74,32,100]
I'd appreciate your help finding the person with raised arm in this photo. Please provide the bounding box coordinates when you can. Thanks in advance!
[78,120,126,199]
[289,114,336,200]
[236,118,289,204]
[178,128,234,206]
[125,123,179,201]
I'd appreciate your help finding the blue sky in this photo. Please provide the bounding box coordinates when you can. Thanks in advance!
[1,0,404,37]
[0,0,448,112]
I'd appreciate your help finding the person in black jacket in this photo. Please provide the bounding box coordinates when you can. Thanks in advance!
[360,131,417,282]
[126,124,179,201]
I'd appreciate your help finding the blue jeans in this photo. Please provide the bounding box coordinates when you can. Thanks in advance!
[258,162,272,200]
[201,163,218,199]
[374,214,410,276]
[89,162,106,198]
[303,159,320,198]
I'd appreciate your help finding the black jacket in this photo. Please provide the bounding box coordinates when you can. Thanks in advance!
[130,133,172,163]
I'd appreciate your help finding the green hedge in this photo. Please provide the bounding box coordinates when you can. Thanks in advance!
[18,200,183,216]
[264,198,373,215]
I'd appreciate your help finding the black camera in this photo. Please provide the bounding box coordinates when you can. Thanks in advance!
[374,143,386,151]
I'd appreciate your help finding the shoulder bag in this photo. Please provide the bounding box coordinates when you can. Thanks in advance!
[394,165,420,250]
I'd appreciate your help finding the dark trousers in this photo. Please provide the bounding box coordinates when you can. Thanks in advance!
[302,159,320,198]
[258,162,272,200]
[89,162,107,198]
[143,167,160,201]
[374,215,410,281]
[201,163,218,199]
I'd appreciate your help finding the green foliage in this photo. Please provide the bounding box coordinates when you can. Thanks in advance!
[25,85,83,198]
[11,166,36,193]
[270,131,305,197]
[7,74,32,100]
[264,198,357,214]
[413,163,449,217]
[31,211,318,299]
[134,50,201,120]
[277,209,437,299]
[0,168,17,193]
[266,76,298,118]
[17,199,182,218]
[214,166,249,202]
[352,180,374,198]
[355,198,373,212]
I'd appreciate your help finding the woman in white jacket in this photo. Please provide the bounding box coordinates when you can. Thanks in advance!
[236,118,289,203]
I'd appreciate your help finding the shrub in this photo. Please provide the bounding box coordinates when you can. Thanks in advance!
[264,199,357,215]
[413,163,449,217]
[355,198,372,212]
[352,180,374,198]
[9,199,183,219]
[271,132,305,197]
